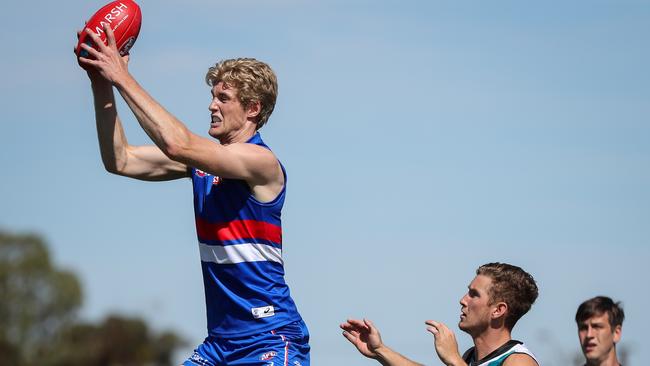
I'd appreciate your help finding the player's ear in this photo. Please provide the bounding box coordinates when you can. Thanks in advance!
[492,302,508,319]
[613,324,622,343]
[246,100,261,119]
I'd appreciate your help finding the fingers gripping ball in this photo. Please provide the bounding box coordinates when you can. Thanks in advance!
[76,0,142,60]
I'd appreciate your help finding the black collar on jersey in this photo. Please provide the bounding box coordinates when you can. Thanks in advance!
[462,339,523,366]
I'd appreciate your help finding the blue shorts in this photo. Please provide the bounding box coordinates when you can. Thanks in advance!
[183,320,310,366]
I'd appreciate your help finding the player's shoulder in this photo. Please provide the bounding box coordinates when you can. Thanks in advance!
[503,352,538,366]
[228,139,276,158]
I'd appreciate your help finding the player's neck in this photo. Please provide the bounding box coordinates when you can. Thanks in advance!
[472,327,512,360]
[219,125,257,145]
[585,349,620,366]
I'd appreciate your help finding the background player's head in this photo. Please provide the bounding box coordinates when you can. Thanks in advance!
[575,296,624,365]
[206,58,278,130]
[459,262,538,336]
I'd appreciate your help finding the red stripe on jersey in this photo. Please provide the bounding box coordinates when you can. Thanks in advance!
[196,218,282,244]
[284,341,289,366]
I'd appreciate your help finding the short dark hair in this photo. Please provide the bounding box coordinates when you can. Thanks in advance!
[575,296,625,329]
[476,262,538,330]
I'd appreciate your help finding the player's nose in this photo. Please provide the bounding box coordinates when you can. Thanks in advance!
[208,99,219,112]
[459,293,468,306]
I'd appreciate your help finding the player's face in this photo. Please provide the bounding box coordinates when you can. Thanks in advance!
[578,312,621,364]
[458,275,494,336]
[208,82,250,141]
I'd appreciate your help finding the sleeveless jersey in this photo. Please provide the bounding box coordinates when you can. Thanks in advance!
[462,340,539,366]
[191,133,302,338]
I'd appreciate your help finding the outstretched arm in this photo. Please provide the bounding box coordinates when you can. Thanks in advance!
[89,73,188,181]
[425,320,467,366]
[341,319,424,366]
[79,25,281,196]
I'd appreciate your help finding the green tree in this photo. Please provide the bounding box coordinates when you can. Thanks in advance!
[0,230,186,366]
[44,315,186,366]
[0,231,82,364]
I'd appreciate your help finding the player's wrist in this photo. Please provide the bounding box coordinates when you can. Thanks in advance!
[443,354,466,366]
[89,73,111,87]
[372,343,391,358]
[111,70,133,89]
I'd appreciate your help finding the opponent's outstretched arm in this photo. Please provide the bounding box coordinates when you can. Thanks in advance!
[341,319,424,366]
[79,25,281,193]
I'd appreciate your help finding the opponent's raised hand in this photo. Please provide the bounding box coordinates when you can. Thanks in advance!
[341,318,385,359]
[425,320,466,366]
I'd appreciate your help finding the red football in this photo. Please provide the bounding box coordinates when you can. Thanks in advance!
[76,0,142,59]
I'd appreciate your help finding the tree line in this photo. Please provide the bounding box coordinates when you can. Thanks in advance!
[0,230,186,366]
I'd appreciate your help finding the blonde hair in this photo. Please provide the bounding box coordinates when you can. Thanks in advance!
[205,58,278,129]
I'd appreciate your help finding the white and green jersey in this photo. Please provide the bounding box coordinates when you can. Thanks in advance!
[462,340,538,366]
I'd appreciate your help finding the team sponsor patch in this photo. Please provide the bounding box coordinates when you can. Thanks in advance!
[252,305,275,319]
[187,351,211,366]
[260,351,277,361]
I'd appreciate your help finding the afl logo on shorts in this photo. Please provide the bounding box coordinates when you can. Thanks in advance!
[260,351,277,361]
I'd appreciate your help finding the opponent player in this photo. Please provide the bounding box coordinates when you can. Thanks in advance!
[575,296,625,366]
[77,25,309,366]
[341,262,539,366]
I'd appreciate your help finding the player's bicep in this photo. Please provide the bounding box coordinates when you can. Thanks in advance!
[122,145,189,181]
[183,135,278,183]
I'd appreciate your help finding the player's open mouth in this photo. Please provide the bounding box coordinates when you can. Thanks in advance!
[583,343,596,352]
[211,116,222,126]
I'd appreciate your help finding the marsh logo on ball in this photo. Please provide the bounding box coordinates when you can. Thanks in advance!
[89,2,131,37]
[76,0,142,61]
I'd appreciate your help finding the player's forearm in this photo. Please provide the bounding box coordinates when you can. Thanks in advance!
[374,346,425,366]
[113,74,192,160]
[91,81,129,173]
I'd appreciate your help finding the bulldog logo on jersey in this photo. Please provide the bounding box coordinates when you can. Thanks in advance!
[195,169,221,185]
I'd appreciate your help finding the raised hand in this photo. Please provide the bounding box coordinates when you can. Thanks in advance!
[77,24,130,85]
[425,320,466,366]
[341,318,385,359]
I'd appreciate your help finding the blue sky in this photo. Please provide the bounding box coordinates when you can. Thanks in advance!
[1,0,649,364]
